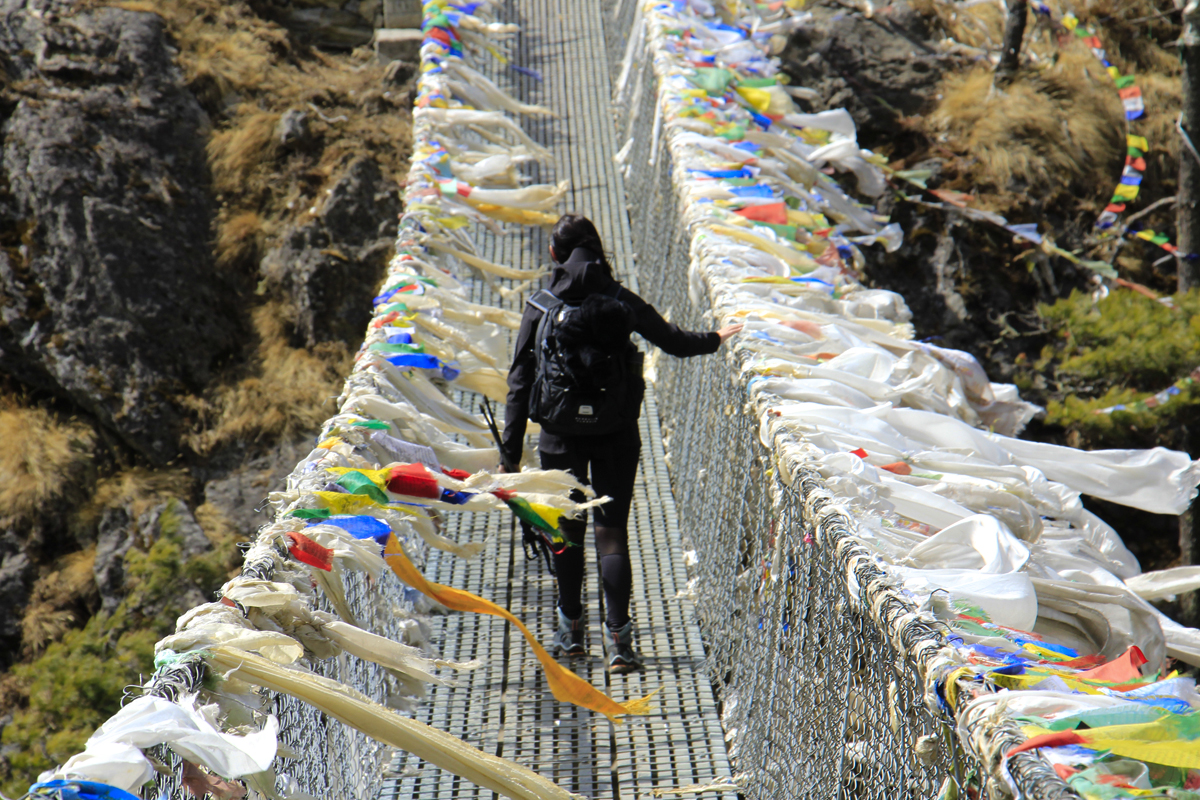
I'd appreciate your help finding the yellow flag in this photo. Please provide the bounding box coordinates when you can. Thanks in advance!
[470,203,558,227]
[383,534,655,722]
[1128,135,1150,152]
[527,502,566,529]
[735,86,772,113]
[313,491,426,518]
[740,276,794,284]
[327,466,391,486]
[1113,183,1141,200]
[1082,734,1200,769]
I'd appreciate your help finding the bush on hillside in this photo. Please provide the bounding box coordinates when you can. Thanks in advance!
[1021,289,1200,448]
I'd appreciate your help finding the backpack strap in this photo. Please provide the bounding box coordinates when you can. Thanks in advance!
[527,289,562,315]
[529,289,564,381]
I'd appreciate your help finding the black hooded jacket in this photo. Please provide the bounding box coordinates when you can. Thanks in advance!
[502,247,719,465]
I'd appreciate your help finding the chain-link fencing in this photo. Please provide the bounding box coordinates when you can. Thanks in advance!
[141,527,425,800]
[597,2,1080,798]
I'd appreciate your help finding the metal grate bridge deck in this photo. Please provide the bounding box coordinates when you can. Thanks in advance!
[379,1,735,799]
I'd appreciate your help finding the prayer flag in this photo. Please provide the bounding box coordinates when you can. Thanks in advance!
[383,535,656,722]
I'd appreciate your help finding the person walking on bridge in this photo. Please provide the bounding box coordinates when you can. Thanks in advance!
[501,214,742,674]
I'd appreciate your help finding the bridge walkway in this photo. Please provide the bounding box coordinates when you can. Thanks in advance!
[379,1,737,798]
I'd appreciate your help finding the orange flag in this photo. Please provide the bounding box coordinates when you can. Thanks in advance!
[735,201,787,225]
[1075,645,1150,688]
[383,534,655,721]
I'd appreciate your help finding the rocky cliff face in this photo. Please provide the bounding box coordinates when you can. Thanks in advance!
[0,0,240,464]
[779,1,1095,379]
[261,156,400,348]
[0,3,410,782]
[780,2,944,152]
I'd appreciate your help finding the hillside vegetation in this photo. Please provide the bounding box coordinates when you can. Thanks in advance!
[0,0,411,792]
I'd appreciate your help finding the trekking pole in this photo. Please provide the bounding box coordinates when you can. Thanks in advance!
[479,398,556,575]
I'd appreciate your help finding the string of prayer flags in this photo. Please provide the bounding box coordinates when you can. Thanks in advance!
[326,463,573,546]
[1134,229,1177,253]
[1056,13,1186,261]
[1009,713,1200,769]
[1093,366,1200,415]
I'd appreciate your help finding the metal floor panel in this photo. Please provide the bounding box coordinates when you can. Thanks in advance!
[378,1,734,798]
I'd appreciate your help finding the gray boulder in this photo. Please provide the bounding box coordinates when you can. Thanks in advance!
[93,506,135,614]
[93,499,214,613]
[203,438,312,538]
[780,2,946,149]
[0,0,239,463]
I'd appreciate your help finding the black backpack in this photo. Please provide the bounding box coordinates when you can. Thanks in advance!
[526,286,644,436]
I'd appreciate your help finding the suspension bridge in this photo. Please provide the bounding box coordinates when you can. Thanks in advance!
[24,2,1200,800]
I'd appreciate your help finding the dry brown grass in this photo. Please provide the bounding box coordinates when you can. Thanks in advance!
[912,0,1006,53]
[926,55,1124,214]
[113,0,283,98]
[108,0,412,274]
[909,0,1180,235]
[0,407,95,524]
[194,502,238,543]
[185,303,350,454]
[208,108,281,197]
[68,466,197,543]
[20,548,96,656]
[88,468,195,520]
[215,209,265,269]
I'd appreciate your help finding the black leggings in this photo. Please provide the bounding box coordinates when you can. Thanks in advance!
[538,426,640,630]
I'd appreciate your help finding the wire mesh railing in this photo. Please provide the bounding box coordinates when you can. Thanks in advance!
[625,187,970,797]
[598,2,1081,798]
[142,526,427,800]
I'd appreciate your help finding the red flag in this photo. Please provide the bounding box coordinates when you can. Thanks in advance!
[386,463,442,499]
[286,532,333,571]
[1006,730,1086,757]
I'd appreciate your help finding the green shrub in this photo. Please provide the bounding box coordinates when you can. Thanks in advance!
[1,619,157,794]
[1025,289,1200,447]
[1037,289,1200,386]
[0,501,242,797]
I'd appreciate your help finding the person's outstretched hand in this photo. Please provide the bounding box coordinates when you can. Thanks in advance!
[716,322,744,343]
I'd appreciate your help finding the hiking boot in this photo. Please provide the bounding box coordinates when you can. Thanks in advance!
[605,620,643,675]
[552,606,587,657]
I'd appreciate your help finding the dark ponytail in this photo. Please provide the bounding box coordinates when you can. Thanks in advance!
[550,214,614,278]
